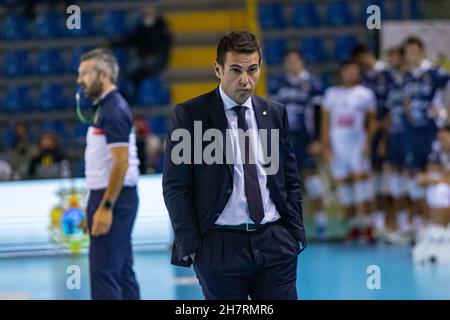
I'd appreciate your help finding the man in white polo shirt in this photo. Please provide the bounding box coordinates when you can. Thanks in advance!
[77,48,140,300]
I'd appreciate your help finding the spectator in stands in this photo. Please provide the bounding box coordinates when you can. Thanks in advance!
[6,122,36,180]
[134,116,151,174]
[28,132,71,179]
[110,4,172,85]
[133,116,163,174]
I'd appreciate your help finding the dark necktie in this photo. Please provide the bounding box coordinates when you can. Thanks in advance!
[233,105,265,224]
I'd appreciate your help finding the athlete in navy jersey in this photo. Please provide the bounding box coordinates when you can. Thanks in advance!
[403,37,450,233]
[77,48,141,300]
[270,51,327,239]
[379,47,410,236]
[352,44,393,235]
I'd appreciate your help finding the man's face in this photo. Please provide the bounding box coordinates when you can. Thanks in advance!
[387,50,403,69]
[40,134,56,151]
[77,59,104,99]
[341,63,360,86]
[355,53,372,70]
[404,44,424,68]
[284,52,304,76]
[214,51,261,105]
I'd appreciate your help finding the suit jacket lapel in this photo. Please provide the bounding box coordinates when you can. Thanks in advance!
[252,96,276,190]
[206,88,234,178]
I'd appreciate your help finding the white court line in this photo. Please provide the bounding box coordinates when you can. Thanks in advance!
[170,276,199,286]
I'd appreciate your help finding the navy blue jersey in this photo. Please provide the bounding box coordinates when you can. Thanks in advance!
[404,60,450,130]
[361,61,392,121]
[85,89,140,190]
[270,70,323,137]
[385,69,408,135]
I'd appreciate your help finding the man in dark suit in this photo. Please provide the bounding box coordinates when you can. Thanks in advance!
[163,31,306,300]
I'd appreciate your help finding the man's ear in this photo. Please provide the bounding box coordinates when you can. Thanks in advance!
[214,61,222,79]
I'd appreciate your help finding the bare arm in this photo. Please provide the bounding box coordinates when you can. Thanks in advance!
[91,146,129,236]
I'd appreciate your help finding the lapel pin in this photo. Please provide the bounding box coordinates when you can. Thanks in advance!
[263,111,267,115]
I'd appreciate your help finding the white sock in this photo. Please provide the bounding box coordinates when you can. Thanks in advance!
[397,210,411,232]
[412,215,426,232]
[314,211,328,226]
[372,211,386,231]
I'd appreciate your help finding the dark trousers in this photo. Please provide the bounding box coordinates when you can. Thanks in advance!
[87,186,140,300]
[193,222,300,300]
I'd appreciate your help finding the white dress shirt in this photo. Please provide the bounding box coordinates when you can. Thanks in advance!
[215,85,281,225]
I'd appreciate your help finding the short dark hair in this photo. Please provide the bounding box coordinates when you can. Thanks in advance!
[284,49,303,60]
[351,43,370,58]
[442,124,450,133]
[387,46,404,57]
[404,36,425,50]
[216,31,262,66]
[340,59,360,70]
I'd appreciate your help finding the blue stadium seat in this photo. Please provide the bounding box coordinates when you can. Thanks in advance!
[293,3,320,28]
[149,116,169,136]
[41,120,67,140]
[3,50,32,77]
[361,0,386,22]
[321,72,332,89]
[101,11,129,37]
[267,75,284,96]
[2,0,24,5]
[74,160,85,178]
[334,35,359,62]
[392,0,422,19]
[67,12,95,38]
[300,37,326,63]
[2,14,29,40]
[38,84,67,111]
[409,0,423,19]
[326,1,354,26]
[393,0,404,19]
[35,11,63,39]
[70,46,95,73]
[5,126,16,149]
[137,77,170,106]
[258,3,285,30]
[73,122,89,142]
[118,79,136,104]
[111,47,128,72]
[3,86,35,113]
[263,38,287,66]
[37,48,65,75]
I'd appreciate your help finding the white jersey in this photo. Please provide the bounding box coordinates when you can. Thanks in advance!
[323,85,376,152]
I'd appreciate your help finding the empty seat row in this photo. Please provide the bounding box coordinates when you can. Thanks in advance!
[2,46,128,77]
[1,76,171,113]
[1,10,140,41]
[258,0,422,30]
[263,34,359,66]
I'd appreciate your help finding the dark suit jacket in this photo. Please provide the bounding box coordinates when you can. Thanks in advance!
[163,87,306,267]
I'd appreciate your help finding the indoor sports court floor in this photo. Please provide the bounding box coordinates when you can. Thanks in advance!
[1,242,449,300]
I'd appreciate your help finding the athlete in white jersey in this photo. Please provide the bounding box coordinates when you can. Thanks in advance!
[321,60,377,241]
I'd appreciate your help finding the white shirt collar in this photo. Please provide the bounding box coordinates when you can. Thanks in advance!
[374,60,387,71]
[286,70,310,85]
[219,85,253,111]
[411,59,433,77]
